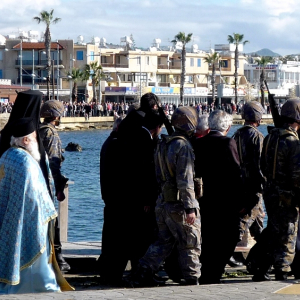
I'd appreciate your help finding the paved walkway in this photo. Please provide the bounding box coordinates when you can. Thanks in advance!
[1,241,300,299]
[0,280,299,299]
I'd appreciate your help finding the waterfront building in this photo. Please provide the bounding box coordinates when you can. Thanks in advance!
[244,59,300,101]
[0,32,248,105]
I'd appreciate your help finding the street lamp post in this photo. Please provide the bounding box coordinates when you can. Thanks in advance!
[69,54,73,104]
[32,49,35,89]
[127,52,142,101]
[57,42,60,99]
[20,39,22,86]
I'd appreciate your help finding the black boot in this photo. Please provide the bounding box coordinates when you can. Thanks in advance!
[227,256,243,267]
[252,272,271,282]
[181,277,199,286]
[275,270,288,281]
[125,265,165,288]
[56,251,71,272]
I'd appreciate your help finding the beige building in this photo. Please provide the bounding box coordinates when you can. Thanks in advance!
[0,35,247,105]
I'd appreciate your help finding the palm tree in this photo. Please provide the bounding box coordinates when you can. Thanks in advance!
[255,56,273,106]
[227,33,249,103]
[172,32,193,104]
[67,68,83,103]
[82,62,103,102]
[204,52,220,107]
[34,9,61,101]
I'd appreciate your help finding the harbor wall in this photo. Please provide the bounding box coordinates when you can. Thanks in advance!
[0,114,274,132]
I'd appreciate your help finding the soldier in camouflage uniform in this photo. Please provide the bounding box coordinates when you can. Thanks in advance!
[233,101,265,243]
[130,106,201,286]
[39,100,70,272]
[247,99,300,281]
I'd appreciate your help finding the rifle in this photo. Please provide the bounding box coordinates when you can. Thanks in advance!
[264,79,283,129]
[154,98,174,135]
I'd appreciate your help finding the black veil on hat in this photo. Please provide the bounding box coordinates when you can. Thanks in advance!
[0,90,43,156]
[0,90,52,195]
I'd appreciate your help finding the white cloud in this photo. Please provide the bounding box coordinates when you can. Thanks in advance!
[0,0,299,55]
[263,0,299,16]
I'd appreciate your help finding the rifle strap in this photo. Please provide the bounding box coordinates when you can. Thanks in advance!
[165,136,189,178]
[157,135,189,180]
[157,143,166,182]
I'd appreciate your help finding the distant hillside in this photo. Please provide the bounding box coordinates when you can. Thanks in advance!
[247,48,281,57]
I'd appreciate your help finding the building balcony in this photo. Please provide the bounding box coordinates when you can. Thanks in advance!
[15,59,63,67]
[158,64,169,69]
[101,62,116,68]
[115,63,129,68]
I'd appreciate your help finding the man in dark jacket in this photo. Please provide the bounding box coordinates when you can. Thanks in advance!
[194,109,245,284]
[98,117,123,284]
[99,93,162,285]
[247,99,300,281]
[233,101,265,247]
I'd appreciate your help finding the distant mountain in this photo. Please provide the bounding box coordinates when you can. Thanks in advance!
[247,48,281,57]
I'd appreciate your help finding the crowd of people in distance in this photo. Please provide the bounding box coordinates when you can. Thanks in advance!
[0,102,13,113]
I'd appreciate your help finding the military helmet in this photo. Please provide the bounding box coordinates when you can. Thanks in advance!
[241,101,264,121]
[281,98,300,122]
[40,100,64,118]
[171,106,198,132]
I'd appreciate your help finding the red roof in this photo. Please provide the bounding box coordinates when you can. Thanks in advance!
[0,85,31,90]
[13,42,64,50]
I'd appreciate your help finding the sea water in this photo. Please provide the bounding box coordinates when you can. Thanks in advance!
[60,124,270,242]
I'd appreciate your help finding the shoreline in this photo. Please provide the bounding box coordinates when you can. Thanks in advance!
[0,114,274,132]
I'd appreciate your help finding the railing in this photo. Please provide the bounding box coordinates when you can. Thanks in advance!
[59,181,73,242]
[101,62,115,67]
[115,63,129,68]
[15,59,63,66]
[157,64,169,69]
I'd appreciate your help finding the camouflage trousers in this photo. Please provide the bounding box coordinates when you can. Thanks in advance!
[139,200,201,280]
[239,195,265,241]
[247,197,299,273]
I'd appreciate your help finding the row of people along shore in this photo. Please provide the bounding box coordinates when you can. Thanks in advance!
[1,97,275,118]
[0,91,299,294]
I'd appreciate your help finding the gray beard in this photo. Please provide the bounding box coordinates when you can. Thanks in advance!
[26,140,41,162]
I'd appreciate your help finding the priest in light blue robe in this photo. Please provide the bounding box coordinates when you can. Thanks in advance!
[0,118,60,294]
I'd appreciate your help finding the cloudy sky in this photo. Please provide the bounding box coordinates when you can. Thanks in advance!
[0,0,299,56]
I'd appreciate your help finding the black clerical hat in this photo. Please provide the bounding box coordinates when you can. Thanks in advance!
[11,117,35,138]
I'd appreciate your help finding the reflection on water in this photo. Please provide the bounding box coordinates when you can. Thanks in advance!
[60,124,270,242]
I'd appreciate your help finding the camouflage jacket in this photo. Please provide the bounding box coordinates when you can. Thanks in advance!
[39,122,67,193]
[261,124,300,206]
[233,124,265,194]
[154,133,199,211]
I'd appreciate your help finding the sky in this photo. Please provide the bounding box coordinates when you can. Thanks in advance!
[0,0,300,56]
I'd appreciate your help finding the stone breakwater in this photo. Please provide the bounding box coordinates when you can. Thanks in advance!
[0,114,274,132]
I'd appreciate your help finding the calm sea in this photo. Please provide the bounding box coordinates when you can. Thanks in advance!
[59,124,270,242]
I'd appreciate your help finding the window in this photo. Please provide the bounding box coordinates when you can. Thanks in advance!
[90,51,94,61]
[147,56,150,65]
[190,58,194,67]
[128,74,134,81]
[0,70,2,79]
[76,51,84,60]
[137,57,141,65]
[197,58,201,67]
[158,57,161,65]
[220,60,228,68]
[118,74,126,81]
[0,51,3,61]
